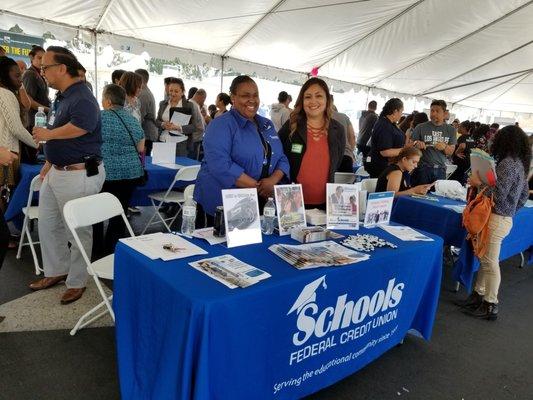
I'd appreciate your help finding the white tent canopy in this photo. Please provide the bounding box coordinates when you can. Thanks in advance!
[2,0,533,114]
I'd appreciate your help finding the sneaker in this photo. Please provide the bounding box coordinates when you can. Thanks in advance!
[454,291,483,309]
[128,206,141,214]
[464,300,498,321]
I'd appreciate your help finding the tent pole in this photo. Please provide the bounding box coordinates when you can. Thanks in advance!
[220,56,224,93]
[93,31,98,98]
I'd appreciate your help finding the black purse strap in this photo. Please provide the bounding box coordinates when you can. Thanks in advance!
[110,109,144,169]
[255,123,272,179]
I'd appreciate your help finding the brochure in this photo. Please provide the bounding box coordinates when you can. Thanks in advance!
[170,111,191,127]
[120,232,208,261]
[470,148,497,185]
[274,184,307,235]
[363,191,394,228]
[189,255,271,289]
[152,142,176,165]
[269,241,369,270]
[222,188,262,248]
[326,183,359,230]
[191,227,226,245]
[380,225,433,241]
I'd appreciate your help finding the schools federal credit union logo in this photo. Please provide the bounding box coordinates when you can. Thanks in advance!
[288,275,405,347]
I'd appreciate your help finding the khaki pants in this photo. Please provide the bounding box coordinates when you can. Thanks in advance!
[474,213,513,304]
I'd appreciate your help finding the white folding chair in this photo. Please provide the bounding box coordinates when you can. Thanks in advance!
[446,164,458,179]
[334,172,356,184]
[63,192,135,336]
[361,178,378,193]
[16,175,42,275]
[141,165,200,234]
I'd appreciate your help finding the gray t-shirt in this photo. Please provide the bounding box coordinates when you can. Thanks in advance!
[411,121,457,168]
[333,111,353,159]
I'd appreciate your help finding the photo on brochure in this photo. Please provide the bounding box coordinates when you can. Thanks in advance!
[363,191,394,228]
[326,183,359,230]
[274,184,307,236]
[222,188,262,248]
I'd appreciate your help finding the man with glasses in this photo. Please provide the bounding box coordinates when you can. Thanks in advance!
[28,46,105,304]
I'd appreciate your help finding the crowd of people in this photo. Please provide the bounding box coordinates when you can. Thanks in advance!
[0,45,531,320]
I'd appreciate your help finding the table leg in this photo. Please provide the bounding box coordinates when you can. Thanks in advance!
[519,252,525,268]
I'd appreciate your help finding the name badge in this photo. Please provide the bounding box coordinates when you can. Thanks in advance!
[48,111,56,127]
[291,143,303,154]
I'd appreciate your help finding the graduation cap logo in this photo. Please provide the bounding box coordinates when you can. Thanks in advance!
[287,275,327,315]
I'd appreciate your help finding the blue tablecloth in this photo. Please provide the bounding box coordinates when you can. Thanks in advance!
[114,226,443,400]
[4,157,200,222]
[392,195,533,290]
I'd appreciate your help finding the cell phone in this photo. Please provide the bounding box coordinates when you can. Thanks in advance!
[84,155,99,177]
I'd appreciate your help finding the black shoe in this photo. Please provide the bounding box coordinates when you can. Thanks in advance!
[455,291,483,309]
[464,301,498,321]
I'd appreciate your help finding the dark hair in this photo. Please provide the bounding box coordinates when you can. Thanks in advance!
[229,75,256,95]
[208,104,217,117]
[167,77,185,93]
[289,77,333,136]
[380,98,403,118]
[111,69,125,84]
[187,87,198,99]
[217,92,231,106]
[134,68,149,83]
[29,45,45,57]
[430,99,447,111]
[490,125,531,173]
[102,83,126,107]
[399,113,414,133]
[368,100,377,110]
[0,56,20,92]
[278,91,289,103]
[459,120,474,134]
[46,46,80,77]
[118,71,143,97]
[78,64,86,73]
[163,76,174,85]
[475,121,481,128]
[490,123,499,130]
[472,124,490,141]
[394,146,422,163]
[412,112,428,128]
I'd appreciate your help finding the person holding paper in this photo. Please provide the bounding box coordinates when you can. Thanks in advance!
[376,147,433,196]
[278,78,345,209]
[156,77,203,158]
[460,125,530,320]
[194,75,290,224]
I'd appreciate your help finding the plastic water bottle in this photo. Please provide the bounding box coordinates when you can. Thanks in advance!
[35,107,47,144]
[181,196,196,235]
[262,197,276,235]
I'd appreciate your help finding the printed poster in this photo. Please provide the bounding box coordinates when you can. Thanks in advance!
[326,184,359,230]
[363,191,394,228]
[274,184,307,236]
[222,188,262,248]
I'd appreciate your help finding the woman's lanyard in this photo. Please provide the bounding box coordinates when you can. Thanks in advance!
[255,125,272,179]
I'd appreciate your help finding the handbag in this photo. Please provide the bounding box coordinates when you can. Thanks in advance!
[110,109,148,186]
[462,187,494,258]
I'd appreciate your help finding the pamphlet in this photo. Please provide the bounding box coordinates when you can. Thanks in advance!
[326,183,359,230]
[120,232,208,261]
[189,255,271,289]
[380,225,433,241]
[192,227,226,245]
[222,188,262,248]
[364,191,394,227]
[269,241,369,270]
[470,148,497,185]
[170,111,191,127]
[274,184,307,235]
[152,142,176,165]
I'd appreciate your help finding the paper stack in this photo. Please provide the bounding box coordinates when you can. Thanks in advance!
[470,149,497,185]
[120,232,207,261]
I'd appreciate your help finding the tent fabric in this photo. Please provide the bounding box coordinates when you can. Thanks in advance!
[2,0,533,113]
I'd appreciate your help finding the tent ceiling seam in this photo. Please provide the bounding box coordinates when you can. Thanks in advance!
[454,71,530,105]
[486,71,533,107]
[373,0,533,85]
[418,39,533,95]
[95,0,118,31]
[222,0,288,57]
[317,0,426,69]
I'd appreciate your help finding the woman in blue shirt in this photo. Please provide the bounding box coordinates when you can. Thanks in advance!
[95,84,144,256]
[194,75,290,224]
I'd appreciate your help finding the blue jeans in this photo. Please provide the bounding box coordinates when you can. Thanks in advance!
[411,165,446,186]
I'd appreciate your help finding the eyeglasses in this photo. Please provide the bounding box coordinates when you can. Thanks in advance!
[40,63,61,72]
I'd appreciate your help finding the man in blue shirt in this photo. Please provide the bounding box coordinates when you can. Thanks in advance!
[29,46,105,305]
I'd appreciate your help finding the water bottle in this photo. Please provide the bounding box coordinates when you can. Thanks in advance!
[35,107,47,144]
[262,197,276,235]
[181,196,196,235]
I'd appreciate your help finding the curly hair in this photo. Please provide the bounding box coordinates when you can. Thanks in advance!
[490,125,531,173]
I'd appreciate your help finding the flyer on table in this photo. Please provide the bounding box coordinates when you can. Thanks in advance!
[222,188,262,248]
[326,183,359,230]
[364,191,394,228]
[274,184,307,236]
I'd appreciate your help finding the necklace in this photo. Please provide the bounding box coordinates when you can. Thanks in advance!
[307,123,326,141]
